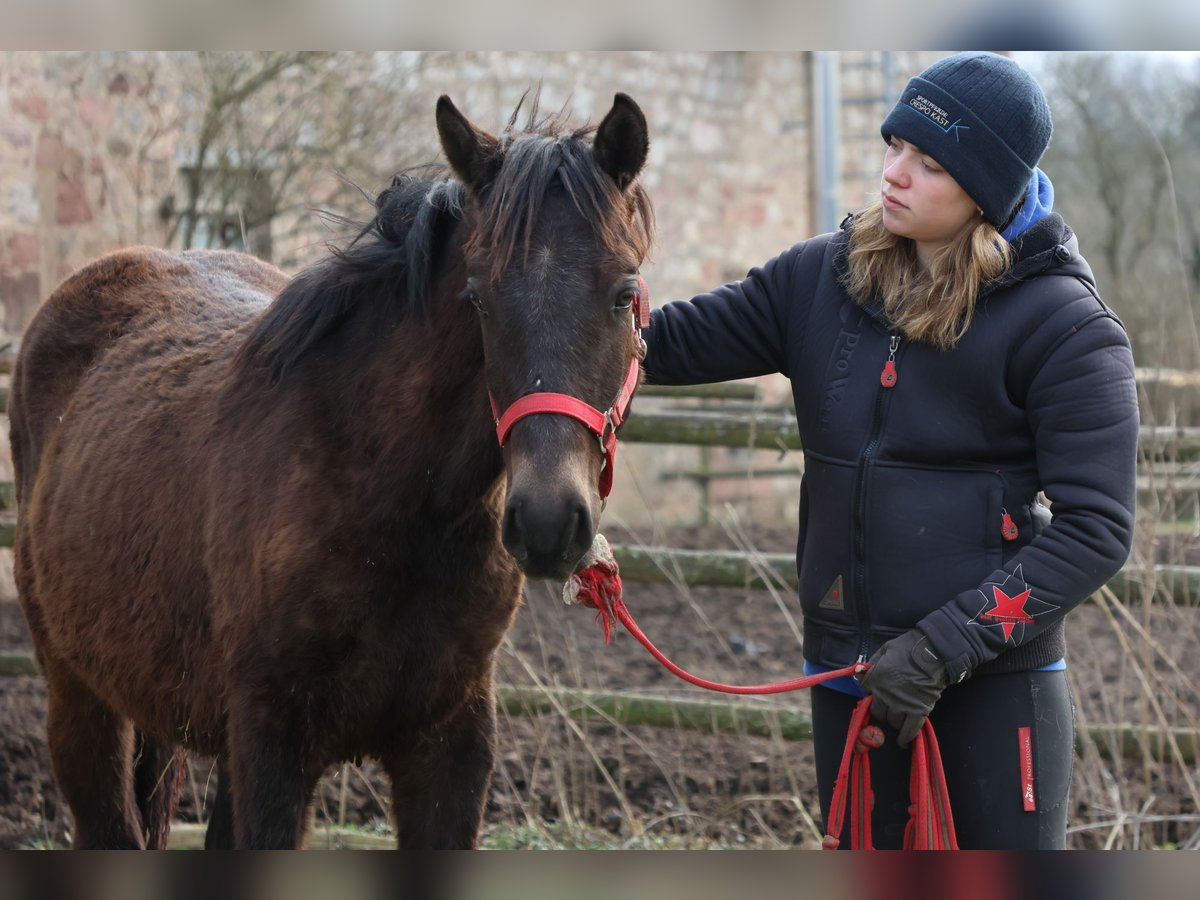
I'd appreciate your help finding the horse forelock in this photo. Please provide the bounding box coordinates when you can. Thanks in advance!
[469,116,654,284]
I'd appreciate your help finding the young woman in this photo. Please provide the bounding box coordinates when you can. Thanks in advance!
[642,52,1138,849]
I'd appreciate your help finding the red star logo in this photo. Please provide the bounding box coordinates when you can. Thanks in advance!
[982,585,1035,641]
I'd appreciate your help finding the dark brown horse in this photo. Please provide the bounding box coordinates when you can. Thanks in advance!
[8,93,654,849]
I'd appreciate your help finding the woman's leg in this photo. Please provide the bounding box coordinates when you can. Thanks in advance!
[812,669,1074,849]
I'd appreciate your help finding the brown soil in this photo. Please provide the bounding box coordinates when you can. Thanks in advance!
[2,523,1197,849]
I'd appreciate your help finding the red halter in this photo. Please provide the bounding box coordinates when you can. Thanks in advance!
[490,276,649,500]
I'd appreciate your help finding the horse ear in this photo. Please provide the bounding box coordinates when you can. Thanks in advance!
[593,93,649,191]
[436,95,502,195]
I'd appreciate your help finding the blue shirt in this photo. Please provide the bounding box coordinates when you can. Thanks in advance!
[804,658,1067,698]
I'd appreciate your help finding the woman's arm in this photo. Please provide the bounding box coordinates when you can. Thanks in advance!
[918,308,1139,681]
[642,237,825,386]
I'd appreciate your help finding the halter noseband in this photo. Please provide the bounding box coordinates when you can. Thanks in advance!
[490,275,650,500]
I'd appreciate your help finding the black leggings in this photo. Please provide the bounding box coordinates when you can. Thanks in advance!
[812,669,1074,849]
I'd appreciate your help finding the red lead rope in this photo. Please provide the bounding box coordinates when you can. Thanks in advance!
[820,695,957,850]
[566,547,958,850]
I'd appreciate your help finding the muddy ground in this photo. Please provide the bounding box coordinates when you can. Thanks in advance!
[2,523,1198,849]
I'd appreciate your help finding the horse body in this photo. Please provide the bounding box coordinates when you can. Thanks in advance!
[13,249,279,738]
[10,93,653,848]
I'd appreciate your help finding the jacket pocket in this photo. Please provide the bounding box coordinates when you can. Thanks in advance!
[1001,482,1048,564]
[864,462,1005,629]
[796,453,859,627]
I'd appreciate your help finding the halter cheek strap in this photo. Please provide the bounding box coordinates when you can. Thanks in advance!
[490,275,650,500]
[633,273,650,329]
[492,358,640,499]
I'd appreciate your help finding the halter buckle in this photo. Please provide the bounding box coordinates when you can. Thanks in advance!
[597,408,620,466]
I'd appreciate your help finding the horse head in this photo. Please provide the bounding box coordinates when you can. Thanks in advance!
[436,93,653,580]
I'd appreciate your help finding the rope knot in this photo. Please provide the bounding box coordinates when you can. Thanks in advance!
[857,724,885,751]
[562,534,625,643]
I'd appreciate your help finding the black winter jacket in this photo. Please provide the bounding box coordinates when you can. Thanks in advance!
[643,214,1138,681]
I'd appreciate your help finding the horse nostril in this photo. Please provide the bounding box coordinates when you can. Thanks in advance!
[502,499,527,563]
[502,492,595,575]
[566,498,595,562]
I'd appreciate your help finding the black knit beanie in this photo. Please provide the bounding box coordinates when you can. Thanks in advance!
[880,52,1053,227]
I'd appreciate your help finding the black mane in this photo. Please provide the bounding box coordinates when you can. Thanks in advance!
[236,171,466,385]
[471,108,653,283]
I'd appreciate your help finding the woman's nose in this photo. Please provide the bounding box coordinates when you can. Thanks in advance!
[883,158,909,187]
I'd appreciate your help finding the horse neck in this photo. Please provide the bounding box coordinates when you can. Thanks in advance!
[320,288,501,516]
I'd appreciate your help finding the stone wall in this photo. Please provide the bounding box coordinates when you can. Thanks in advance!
[0,51,187,343]
[1,51,944,336]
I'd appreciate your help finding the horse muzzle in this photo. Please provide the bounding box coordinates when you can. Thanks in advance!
[501,486,597,580]
[490,357,641,579]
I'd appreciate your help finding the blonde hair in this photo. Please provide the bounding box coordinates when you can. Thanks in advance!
[843,202,1014,350]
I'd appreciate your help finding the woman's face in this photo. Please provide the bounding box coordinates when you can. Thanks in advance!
[880,136,980,266]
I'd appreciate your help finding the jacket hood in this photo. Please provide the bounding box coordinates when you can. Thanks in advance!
[987,212,1094,295]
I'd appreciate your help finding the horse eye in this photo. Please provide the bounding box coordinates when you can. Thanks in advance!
[459,285,486,317]
[615,288,636,311]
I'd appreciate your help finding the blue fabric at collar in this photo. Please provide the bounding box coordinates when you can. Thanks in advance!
[1001,168,1054,243]
[804,660,867,697]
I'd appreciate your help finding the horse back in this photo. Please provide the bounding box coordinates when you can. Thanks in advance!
[8,246,287,503]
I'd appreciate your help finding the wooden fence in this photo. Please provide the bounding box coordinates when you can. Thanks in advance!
[3,375,1200,762]
[0,652,1190,763]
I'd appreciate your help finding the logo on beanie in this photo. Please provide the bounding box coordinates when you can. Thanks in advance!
[906,94,970,141]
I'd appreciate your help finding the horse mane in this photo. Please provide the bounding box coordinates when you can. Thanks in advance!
[235,170,466,385]
[236,97,655,386]
[472,100,655,283]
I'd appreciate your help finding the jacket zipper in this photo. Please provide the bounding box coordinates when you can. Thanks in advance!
[852,332,903,661]
[880,334,900,387]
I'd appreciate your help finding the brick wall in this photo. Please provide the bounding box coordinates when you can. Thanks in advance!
[0,50,943,526]
[0,51,185,342]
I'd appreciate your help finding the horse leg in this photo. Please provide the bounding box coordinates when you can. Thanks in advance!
[383,695,497,849]
[203,760,236,849]
[133,730,185,849]
[225,702,322,848]
[44,669,145,848]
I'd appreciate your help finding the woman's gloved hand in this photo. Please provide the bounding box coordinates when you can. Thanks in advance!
[857,629,951,747]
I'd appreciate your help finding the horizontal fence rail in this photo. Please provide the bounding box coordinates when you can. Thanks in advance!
[0,652,1190,764]
[637,383,760,400]
[0,524,1192,604]
[606,544,1200,606]
[496,686,1197,765]
[621,410,1200,458]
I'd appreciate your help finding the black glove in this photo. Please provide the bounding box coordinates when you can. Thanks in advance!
[857,629,951,747]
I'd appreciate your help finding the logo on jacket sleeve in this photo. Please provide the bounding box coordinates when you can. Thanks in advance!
[968,565,1057,643]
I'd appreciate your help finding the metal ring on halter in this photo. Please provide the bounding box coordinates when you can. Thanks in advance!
[597,410,617,460]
